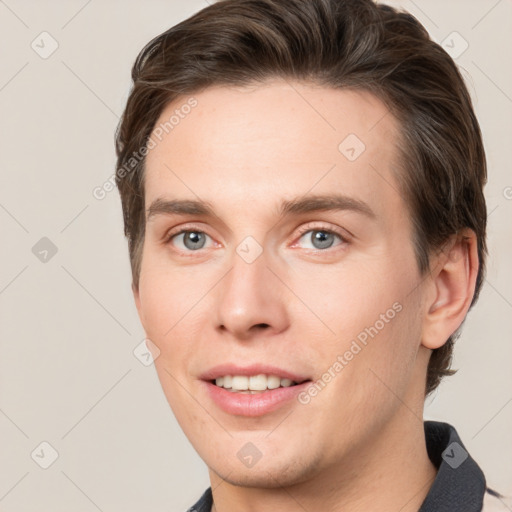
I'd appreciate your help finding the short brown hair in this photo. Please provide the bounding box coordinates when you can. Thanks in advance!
[115,0,487,395]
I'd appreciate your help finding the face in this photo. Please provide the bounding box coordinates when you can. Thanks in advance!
[134,80,429,487]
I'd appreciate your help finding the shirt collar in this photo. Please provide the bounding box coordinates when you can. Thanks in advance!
[419,420,486,511]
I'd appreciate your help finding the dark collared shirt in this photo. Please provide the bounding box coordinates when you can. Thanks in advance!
[188,421,503,511]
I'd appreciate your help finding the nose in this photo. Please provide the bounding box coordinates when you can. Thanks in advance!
[214,247,290,341]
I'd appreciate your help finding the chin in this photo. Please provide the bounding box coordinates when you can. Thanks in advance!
[206,446,323,489]
[213,465,308,489]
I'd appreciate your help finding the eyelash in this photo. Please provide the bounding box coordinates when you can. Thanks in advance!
[293,223,347,250]
[164,222,348,255]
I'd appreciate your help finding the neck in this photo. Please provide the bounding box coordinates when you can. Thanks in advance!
[209,406,437,512]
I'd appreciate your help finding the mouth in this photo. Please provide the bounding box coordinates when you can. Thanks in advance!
[210,374,308,393]
[200,365,312,416]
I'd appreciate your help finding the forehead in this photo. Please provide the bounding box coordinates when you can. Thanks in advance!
[144,80,404,219]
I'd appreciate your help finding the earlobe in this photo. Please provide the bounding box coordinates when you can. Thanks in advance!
[421,230,479,350]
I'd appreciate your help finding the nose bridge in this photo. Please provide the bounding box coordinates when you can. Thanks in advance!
[214,242,289,338]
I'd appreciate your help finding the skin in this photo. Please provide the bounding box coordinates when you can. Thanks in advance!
[133,80,478,512]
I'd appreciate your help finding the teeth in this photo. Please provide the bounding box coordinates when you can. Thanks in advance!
[267,375,281,389]
[214,374,298,391]
[249,374,267,391]
[232,376,249,390]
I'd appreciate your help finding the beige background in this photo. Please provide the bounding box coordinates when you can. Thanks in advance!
[0,0,510,510]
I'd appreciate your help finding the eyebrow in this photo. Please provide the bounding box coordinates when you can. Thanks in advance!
[146,194,376,222]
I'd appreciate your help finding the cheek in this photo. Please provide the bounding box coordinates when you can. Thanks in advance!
[137,256,222,383]
[137,272,188,384]
[305,296,423,444]
[138,276,176,340]
[291,256,422,384]
[138,254,207,339]
[139,263,208,422]
[288,260,405,342]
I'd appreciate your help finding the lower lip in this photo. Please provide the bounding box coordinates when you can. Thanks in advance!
[203,380,311,417]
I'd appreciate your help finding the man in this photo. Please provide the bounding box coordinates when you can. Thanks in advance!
[115,0,505,510]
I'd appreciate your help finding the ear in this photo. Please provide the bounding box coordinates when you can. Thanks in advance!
[421,229,479,350]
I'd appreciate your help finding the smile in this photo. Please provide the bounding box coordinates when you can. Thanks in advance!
[213,374,299,393]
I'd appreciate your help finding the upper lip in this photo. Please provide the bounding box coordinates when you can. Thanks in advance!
[200,364,311,383]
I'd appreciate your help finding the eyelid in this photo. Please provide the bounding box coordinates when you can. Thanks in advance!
[163,222,214,243]
[291,222,350,247]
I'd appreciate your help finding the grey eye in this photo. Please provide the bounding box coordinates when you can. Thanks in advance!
[298,230,341,250]
[181,231,207,250]
[310,231,336,249]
